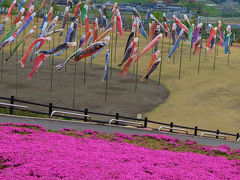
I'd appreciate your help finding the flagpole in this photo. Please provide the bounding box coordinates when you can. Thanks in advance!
[73,20,81,108]
[173,50,176,64]
[50,33,55,92]
[1,29,4,84]
[114,24,118,64]
[204,35,207,60]
[158,36,164,84]
[179,39,183,80]
[15,35,18,96]
[36,12,39,39]
[83,40,87,85]
[168,36,171,53]
[65,22,69,72]
[198,40,202,75]
[227,46,230,66]
[105,73,109,101]
[189,43,192,61]
[135,40,139,92]
[10,16,12,54]
[110,24,114,78]
[213,41,217,70]
[104,49,110,101]
[73,62,77,107]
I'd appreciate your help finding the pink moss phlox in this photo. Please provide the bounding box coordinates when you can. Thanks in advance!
[0,125,240,179]
[114,132,134,140]
[141,134,180,142]
[83,129,100,135]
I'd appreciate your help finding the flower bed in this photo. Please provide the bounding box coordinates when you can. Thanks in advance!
[0,123,239,179]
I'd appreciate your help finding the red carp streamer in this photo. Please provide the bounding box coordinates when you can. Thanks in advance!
[19,37,51,67]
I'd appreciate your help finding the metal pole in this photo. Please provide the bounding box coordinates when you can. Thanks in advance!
[158,37,164,84]
[179,40,183,80]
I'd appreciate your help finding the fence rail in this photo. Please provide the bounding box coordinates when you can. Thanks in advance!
[109,119,144,128]
[50,111,92,121]
[158,126,188,135]
[0,96,239,142]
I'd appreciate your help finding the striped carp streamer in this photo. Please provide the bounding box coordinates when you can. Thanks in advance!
[172,23,177,45]
[153,25,161,52]
[224,25,231,55]
[18,0,26,10]
[47,6,54,22]
[135,17,147,39]
[132,7,141,19]
[14,8,25,24]
[184,14,191,27]
[19,37,51,68]
[40,0,47,12]
[25,5,34,22]
[26,0,33,9]
[218,21,224,47]
[149,21,156,42]
[206,25,217,50]
[1,21,22,43]
[145,9,150,26]
[27,54,49,80]
[65,22,74,42]
[192,23,202,48]
[5,26,36,62]
[163,13,170,35]
[102,49,110,81]
[46,16,59,34]
[60,6,70,36]
[168,29,185,59]
[142,58,161,81]
[116,9,123,37]
[98,9,103,28]
[0,0,16,33]
[73,1,81,19]
[173,15,189,34]
[150,14,169,34]
[79,30,92,48]
[120,38,138,76]
[37,42,76,55]
[94,28,111,43]
[184,14,194,42]
[93,18,99,42]
[119,42,133,67]
[208,35,216,54]
[16,12,36,38]
[125,31,134,53]
[143,50,160,80]
[4,0,16,23]
[136,34,162,63]
[87,48,104,63]
[69,19,79,42]
[56,36,110,71]
[194,37,201,55]
[110,2,118,24]
[0,21,22,50]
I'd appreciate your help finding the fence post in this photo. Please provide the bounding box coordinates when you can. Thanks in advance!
[170,122,173,133]
[144,117,148,128]
[194,126,198,136]
[48,103,53,118]
[9,96,14,115]
[216,129,219,139]
[84,108,88,122]
[115,113,119,125]
[236,133,239,141]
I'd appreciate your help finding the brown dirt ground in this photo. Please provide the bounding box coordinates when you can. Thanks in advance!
[0,53,169,118]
